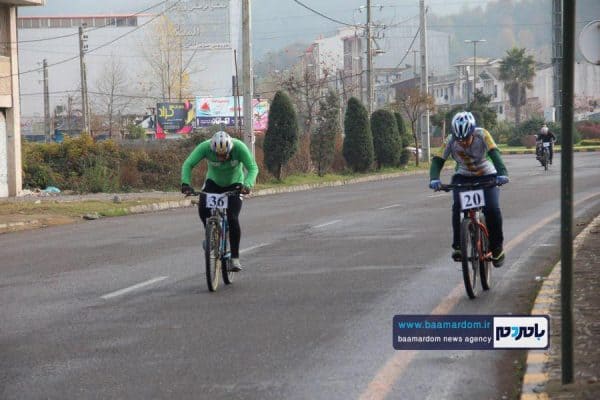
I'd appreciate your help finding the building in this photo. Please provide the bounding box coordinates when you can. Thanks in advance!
[17,0,242,139]
[0,0,44,198]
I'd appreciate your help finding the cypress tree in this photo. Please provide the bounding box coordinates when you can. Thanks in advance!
[311,90,340,176]
[371,109,401,169]
[264,91,299,180]
[343,97,374,172]
[394,112,411,166]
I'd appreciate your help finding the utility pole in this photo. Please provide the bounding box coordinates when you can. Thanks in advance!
[412,49,419,88]
[42,59,51,142]
[242,0,255,156]
[78,25,90,134]
[419,0,430,163]
[465,39,486,102]
[366,0,373,115]
[552,0,562,122]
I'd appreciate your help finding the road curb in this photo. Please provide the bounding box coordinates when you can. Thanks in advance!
[519,214,600,400]
[0,219,40,231]
[124,171,427,213]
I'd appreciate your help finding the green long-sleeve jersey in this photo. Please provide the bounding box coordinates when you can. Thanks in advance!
[181,138,259,188]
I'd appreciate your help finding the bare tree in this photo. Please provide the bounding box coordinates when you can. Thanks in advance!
[94,57,129,138]
[392,88,435,167]
[141,16,191,102]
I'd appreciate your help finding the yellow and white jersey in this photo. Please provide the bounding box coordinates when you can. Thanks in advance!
[437,128,498,177]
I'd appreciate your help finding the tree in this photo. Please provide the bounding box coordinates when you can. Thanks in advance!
[498,47,536,125]
[394,111,412,166]
[142,16,191,102]
[469,89,498,131]
[392,88,435,166]
[371,109,401,169]
[94,57,130,139]
[263,91,299,180]
[281,67,333,136]
[311,90,340,176]
[343,97,374,172]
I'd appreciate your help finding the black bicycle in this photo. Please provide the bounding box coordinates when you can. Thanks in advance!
[190,189,240,292]
[437,180,500,299]
[537,141,552,170]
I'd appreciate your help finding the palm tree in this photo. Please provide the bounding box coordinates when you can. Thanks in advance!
[498,48,536,125]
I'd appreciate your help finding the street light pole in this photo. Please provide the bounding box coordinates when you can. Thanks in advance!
[464,39,486,104]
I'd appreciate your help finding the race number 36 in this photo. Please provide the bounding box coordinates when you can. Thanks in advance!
[206,193,228,210]
[459,189,485,210]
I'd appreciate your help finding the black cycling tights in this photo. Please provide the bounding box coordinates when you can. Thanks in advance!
[197,180,243,258]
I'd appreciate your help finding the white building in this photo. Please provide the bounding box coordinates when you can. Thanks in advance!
[0,0,43,198]
[17,0,242,136]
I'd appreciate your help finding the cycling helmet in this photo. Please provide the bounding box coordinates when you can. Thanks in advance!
[540,125,549,134]
[210,131,233,156]
[451,111,476,140]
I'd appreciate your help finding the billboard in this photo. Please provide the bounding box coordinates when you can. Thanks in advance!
[195,97,269,132]
[156,101,195,139]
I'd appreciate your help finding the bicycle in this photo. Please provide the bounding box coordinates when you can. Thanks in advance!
[536,141,552,170]
[438,180,499,299]
[189,189,240,292]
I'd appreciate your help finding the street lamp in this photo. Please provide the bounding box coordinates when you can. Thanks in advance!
[464,39,486,103]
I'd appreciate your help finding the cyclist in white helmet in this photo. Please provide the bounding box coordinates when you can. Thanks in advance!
[429,111,509,267]
[181,131,259,271]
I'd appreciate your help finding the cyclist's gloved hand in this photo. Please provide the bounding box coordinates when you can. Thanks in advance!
[496,176,509,186]
[181,183,194,195]
[429,179,442,191]
[240,186,251,195]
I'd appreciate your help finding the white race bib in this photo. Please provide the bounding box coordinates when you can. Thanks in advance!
[459,189,485,211]
[205,193,228,210]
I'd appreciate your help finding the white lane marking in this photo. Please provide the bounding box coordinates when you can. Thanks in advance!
[101,276,168,300]
[428,193,447,198]
[378,203,403,210]
[313,220,341,229]
[240,243,270,254]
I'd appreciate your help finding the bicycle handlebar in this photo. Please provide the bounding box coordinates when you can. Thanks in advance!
[437,179,499,192]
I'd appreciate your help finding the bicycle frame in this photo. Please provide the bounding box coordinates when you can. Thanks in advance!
[464,207,491,262]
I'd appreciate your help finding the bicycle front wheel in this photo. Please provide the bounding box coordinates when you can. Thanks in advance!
[205,218,221,292]
[460,218,479,299]
[221,226,235,285]
[478,221,492,291]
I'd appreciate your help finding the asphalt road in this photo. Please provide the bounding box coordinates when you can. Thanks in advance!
[1,153,599,400]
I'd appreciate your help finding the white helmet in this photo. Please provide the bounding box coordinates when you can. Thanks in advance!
[210,131,233,156]
[451,111,476,140]
[541,125,549,134]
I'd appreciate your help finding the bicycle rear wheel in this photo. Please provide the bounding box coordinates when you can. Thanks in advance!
[205,217,221,292]
[460,218,479,299]
[479,222,492,291]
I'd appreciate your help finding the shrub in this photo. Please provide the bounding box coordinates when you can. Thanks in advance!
[343,97,374,172]
[371,109,401,168]
[263,91,299,180]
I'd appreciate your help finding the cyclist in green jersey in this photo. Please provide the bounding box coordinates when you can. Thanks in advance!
[429,111,509,267]
[181,131,259,271]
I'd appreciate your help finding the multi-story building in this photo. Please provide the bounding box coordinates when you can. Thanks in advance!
[0,0,44,198]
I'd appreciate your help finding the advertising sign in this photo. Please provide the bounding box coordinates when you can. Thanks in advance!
[195,97,269,131]
[156,101,195,139]
[168,0,231,49]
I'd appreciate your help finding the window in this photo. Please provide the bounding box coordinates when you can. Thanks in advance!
[494,85,498,98]
[116,17,126,27]
[60,18,70,28]
[126,16,137,26]
[31,19,40,28]
[498,105,503,114]
[82,18,94,27]
[50,19,61,28]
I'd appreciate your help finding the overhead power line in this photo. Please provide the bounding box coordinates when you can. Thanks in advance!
[291,0,358,27]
